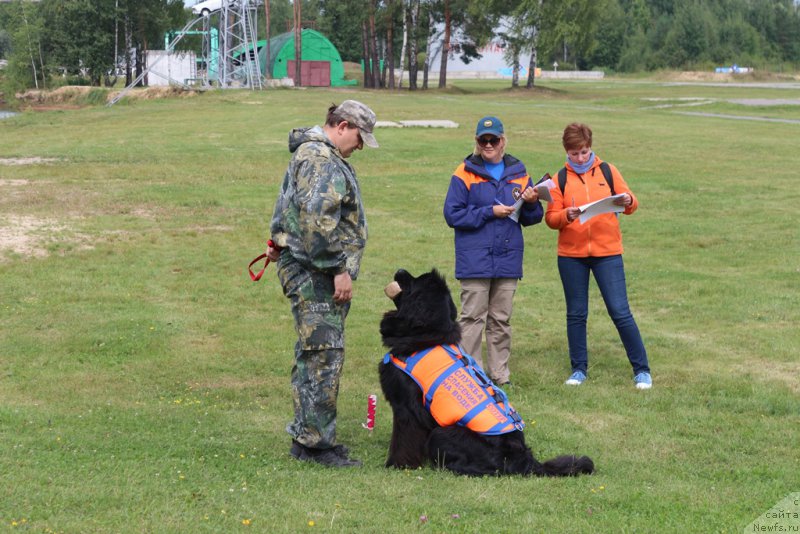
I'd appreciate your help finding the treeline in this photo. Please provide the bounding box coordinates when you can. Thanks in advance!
[0,0,188,91]
[1,0,798,92]
[318,0,800,88]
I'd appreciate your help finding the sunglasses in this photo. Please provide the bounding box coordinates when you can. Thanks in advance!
[477,136,502,147]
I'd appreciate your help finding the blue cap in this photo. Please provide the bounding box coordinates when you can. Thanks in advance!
[475,116,504,137]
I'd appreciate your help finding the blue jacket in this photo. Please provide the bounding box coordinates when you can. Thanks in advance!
[443,154,543,279]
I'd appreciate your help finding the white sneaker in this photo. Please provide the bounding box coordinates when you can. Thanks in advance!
[634,372,652,390]
[565,371,587,386]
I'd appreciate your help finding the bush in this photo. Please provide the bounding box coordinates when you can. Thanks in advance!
[63,75,92,86]
[85,88,108,105]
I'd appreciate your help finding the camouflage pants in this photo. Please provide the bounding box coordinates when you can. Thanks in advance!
[277,255,350,449]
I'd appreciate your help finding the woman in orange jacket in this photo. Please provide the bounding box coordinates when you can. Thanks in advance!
[545,123,652,389]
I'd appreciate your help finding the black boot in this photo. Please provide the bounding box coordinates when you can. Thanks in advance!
[290,441,362,467]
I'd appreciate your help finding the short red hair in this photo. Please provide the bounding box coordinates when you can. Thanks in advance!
[562,123,593,151]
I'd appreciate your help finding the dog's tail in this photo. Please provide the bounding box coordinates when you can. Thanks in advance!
[534,455,594,477]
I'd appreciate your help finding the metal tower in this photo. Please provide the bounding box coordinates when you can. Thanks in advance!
[108,0,264,106]
[217,0,263,89]
[200,17,217,85]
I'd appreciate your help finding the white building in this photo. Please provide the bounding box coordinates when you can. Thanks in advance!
[145,50,197,86]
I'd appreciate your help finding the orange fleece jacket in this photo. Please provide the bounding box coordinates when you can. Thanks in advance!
[545,157,638,257]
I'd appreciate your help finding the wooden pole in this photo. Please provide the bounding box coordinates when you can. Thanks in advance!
[264,0,271,79]
[293,0,302,86]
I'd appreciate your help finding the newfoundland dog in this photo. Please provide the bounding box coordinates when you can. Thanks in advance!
[378,268,594,477]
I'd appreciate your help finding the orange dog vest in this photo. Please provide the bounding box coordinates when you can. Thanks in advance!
[384,344,524,435]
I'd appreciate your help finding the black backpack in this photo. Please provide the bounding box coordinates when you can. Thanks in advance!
[558,161,615,196]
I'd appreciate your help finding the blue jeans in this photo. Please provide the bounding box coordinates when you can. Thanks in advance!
[557,255,650,376]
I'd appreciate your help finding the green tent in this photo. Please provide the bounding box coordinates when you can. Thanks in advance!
[256,29,356,87]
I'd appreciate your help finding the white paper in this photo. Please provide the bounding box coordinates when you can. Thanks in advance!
[494,195,528,223]
[578,194,625,224]
[508,196,525,222]
[534,178,556,203]
[503,177,553,222]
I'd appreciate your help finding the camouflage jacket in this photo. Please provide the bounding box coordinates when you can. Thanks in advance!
[270,126,368,279]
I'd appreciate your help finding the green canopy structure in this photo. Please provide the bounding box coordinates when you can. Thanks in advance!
[256,29,356,87]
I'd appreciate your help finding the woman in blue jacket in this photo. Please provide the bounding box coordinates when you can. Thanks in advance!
[443,116,543,385]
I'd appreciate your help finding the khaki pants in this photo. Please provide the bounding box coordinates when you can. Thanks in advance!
[458,278,518,384]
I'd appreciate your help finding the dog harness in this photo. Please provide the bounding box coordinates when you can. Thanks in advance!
[383,344,524,435]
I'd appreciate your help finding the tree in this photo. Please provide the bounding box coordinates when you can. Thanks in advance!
[368,0,381,88]
[45,0,117,86]
[520,0,543,88]
[318,0,369,62]
[0,29,11,60]
[422,2,443,89]
[1,0,47,91]
[263,0,271,79]
[498,16,523,87]
[112,0,184,87]
[386,0,398,88]
[3,0,800,92]
[660,1,715,67]
[715,14,762,64]
[497,0,541,88]
[616,28,649,71]
[294,0,301,85]
[433,0,496,89]
[397,0,408,86]
[538,0,605,70]
[767,0,800,62]
[407,0,420,89]
[437,0,450,87]
[585,0,626,70]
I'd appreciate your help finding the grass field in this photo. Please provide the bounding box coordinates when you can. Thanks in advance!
[1,78,798,533]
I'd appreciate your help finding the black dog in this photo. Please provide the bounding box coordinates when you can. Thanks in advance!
[379,268,594,477]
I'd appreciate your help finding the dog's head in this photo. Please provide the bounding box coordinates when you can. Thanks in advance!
[380,269,461,357]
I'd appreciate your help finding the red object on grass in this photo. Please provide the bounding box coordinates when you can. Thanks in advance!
[363,394,377,431]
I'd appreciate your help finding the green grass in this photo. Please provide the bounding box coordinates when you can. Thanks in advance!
[1,78,798,533]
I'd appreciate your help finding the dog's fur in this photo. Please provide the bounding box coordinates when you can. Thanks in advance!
[379,268,594,477]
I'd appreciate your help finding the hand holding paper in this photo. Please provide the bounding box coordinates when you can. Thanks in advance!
[498,174,550,222]
[493,202,517,219]
[534,173,556,203]
[534,179,556,203]
[577,194,626,224]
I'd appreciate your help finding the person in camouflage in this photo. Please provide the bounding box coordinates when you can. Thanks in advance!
[267,100,378,468]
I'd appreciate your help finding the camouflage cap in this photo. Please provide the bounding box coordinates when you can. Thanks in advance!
[336,100,379,148]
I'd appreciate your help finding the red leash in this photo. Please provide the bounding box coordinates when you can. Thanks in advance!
[249,239,279,282]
